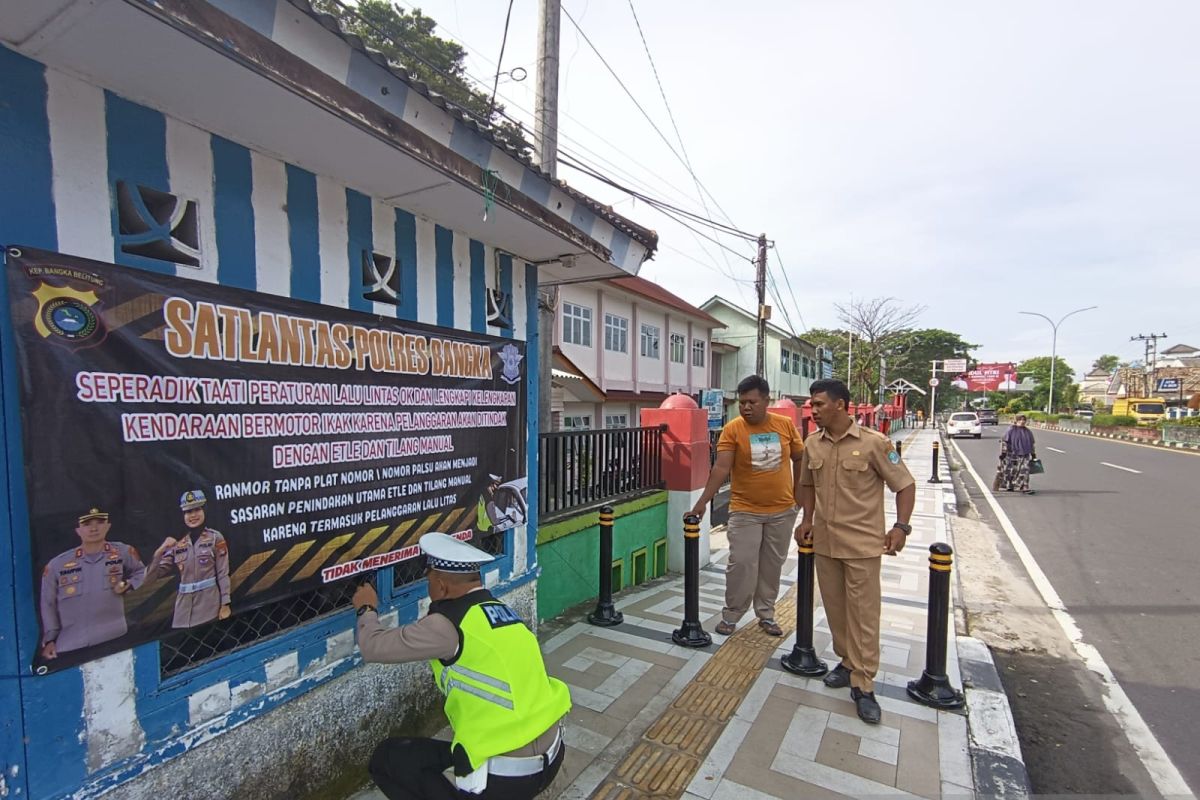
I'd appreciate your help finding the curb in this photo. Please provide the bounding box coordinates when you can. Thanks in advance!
[1033,423,1200,451]
[957,636,1031,798]
[937,432,1031,799]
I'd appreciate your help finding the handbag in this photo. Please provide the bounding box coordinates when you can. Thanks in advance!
[1029,458,1045,475]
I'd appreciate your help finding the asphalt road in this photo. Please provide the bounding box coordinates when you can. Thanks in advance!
[952,424,1200,796]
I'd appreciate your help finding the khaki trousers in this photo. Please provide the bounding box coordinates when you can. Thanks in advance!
[814,554,882,692]
[722,509,796,624]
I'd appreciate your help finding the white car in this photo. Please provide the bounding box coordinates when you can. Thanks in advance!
[947,412,982,438]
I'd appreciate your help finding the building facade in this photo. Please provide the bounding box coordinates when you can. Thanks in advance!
[0,2,654,798]
[553,276,723,430]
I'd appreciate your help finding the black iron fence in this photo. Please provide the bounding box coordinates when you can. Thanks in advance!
[539,425,666,518]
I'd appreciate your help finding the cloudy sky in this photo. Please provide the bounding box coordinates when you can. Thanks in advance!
[408,1,1199,378]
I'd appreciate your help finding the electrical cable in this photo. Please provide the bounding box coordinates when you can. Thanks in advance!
[488,0,517,117]
[769,244,810,333]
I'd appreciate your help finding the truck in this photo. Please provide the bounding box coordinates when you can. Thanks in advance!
[1112,397,1167,426]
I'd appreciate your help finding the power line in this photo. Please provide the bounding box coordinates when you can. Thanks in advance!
[769,244,809,333]
[487,0,517,117]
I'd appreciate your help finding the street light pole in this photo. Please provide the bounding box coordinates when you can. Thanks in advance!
[1019,306,1098,413]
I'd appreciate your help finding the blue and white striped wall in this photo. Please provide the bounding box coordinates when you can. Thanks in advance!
[0,43,541,799]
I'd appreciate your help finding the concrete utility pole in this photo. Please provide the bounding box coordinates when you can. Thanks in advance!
[534,0,560,177]
[1131,333,1169,396]
[755,233,768,377]
[535,0,560,433]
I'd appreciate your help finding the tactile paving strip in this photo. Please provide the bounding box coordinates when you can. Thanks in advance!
[588,586,799,798]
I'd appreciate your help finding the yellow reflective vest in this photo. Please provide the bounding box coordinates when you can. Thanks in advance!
[429,591,571,775]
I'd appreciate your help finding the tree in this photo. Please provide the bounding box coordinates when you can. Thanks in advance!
[833,297,925,405]
[1018,356,1075,412]
[311,0,531,156]
[1091,354,1120,373]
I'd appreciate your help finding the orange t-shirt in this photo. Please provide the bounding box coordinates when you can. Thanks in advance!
[717,413,804,514]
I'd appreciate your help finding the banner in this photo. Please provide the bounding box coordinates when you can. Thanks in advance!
[961,362,1017,392]
[700,389,724,429]
[5,247,527,674]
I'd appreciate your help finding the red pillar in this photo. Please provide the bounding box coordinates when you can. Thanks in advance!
[641,395,712,570]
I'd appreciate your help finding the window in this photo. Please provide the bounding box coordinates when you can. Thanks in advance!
[604,313,628,353]
[641,324,660,359]
[781,348,792,373]
[605,413,628,429]
[801,356,809,378]
[792,353,801,375]
[692,340,706,367]
[669,332,686,363]
[562,303,592,347]
[563,415,592,430]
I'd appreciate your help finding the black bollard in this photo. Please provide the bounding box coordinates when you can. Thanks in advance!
[927,441,941,484]
[781,539,828,676]
[672,514,712,648]
[907,543,965,709]
[896,440,903,459]
[587,506,623,626]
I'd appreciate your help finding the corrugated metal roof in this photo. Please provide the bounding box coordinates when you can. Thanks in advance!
[287,0,657,251]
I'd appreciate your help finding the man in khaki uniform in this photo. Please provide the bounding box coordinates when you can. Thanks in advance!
[152,489,231,627]
[796,379,915,724]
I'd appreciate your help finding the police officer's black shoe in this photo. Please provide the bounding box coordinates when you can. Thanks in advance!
[851,687,881,724]
[822,663,851,689]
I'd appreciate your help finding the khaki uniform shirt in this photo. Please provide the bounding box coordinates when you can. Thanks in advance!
[799,422,914,559]
[40,541,146,653]
[155,528,230,628]
[356,588,561,758]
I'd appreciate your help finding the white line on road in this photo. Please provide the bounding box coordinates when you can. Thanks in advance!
[1101,462,1142,474]
[1046,447,1066,453]
[949,438,1191,798]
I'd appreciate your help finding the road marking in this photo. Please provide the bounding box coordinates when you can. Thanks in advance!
[1101,462,1142,474]
[948,438,1191,798]
[1046,447,1066,453]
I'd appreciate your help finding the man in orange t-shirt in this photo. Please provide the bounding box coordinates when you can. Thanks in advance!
[689,375,803,636]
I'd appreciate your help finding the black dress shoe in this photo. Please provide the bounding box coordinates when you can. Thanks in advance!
[851,687,881,724]
[823,663,851,689]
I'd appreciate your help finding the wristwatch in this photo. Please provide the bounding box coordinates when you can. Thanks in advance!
[891,522,912,535]
[356,604,376,617]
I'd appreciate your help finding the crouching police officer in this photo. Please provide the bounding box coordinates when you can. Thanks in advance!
[353,533,570,800]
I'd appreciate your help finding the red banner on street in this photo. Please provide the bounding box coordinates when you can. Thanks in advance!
[960,362,1017,392]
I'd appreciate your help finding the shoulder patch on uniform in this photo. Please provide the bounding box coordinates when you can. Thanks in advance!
[888,450,901,464]
[215,539,228,556]
[129,546,141,561]
[480,602,522,629]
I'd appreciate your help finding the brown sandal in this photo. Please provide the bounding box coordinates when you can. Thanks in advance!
[715,620,736,635]
[758,619,783,636]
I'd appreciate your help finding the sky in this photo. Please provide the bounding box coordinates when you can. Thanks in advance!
[401,0,1199,380]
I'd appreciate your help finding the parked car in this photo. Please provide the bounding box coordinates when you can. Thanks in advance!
[947,411,982,438]
[977,408,999,425]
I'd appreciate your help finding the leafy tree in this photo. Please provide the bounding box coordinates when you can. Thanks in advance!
[1091,354,1120,373]
[1018,356,1075,413]
[312,0,531,156]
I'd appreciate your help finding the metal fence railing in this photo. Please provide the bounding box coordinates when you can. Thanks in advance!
[539,425,666,519]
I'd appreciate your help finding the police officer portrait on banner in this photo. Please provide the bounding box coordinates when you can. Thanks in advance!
[354,532,570,800]
[39,506,146,661]
[477,472,528,534]
[152,489,232,628]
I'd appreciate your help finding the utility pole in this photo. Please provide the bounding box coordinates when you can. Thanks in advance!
[534,0,560,177]
[535,0,560,434]
[754,233,768,377]
[1131,333,1168,396]
[929,360,939,426]
[847,331,854,400]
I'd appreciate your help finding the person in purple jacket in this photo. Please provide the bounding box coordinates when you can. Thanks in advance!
[998,415,1038,494]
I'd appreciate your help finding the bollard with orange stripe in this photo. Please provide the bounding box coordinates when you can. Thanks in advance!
[781,538,828,676]
[672,514,712,648]
[588,506,623,627]
[907,543,965,708]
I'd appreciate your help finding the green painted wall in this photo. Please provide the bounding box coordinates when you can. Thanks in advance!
[536,491,668,621]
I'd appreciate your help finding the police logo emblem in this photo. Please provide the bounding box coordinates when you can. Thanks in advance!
[888,450,901,464]
[31,283,102,344]
[498,343,524,385]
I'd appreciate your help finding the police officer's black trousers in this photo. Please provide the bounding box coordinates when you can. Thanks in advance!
[369,737,564,800]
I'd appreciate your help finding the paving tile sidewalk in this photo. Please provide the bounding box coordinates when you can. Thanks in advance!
[351,427,976,799]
